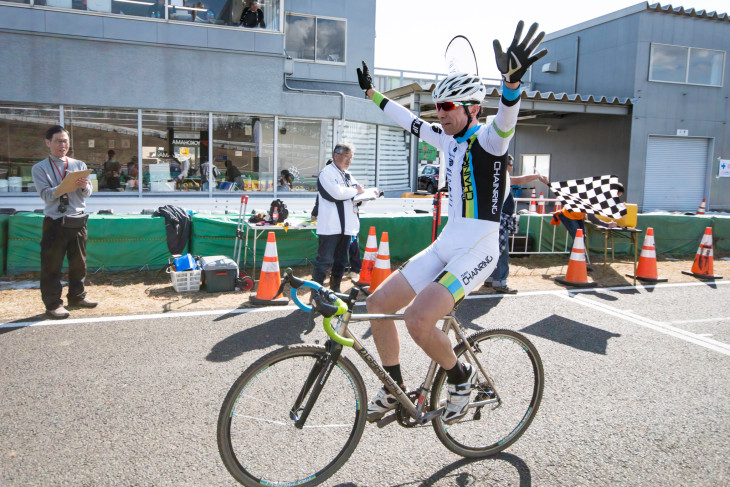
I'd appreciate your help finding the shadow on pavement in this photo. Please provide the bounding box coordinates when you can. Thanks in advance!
[206,309,310,362]
[521,314,621,355]
[377,451,532,487]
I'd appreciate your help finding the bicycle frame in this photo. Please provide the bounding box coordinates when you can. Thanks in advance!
[292,306,500,429]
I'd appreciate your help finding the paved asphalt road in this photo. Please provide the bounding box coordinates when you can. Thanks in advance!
[1,281,729,486]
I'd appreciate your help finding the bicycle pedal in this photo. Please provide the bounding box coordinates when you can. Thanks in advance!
[375,412,398,428]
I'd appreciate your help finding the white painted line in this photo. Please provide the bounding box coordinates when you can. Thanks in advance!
[554,293,730,356]
[669,317,730,325]
[0,305,303,329]
[2,280,728,331]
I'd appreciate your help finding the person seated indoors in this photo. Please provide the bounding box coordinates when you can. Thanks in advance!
[277,169,293,191]
[239,0,265,28]
[102,149,121,190]
[225,160,243,187]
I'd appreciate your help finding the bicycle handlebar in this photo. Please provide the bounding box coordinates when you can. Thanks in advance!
[282,268,353,347]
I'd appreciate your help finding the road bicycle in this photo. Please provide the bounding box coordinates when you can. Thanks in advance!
[217,269,544,486]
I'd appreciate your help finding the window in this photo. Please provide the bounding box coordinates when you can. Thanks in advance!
[141,110,208,193]
[212,114,274,193]
[520,154,550,180]
[340,121,376,187]
[285,13,346,63]
[65,107,139,193]
[0,104,60,193]
[650,43,725,87]
[19,0,281,30]
[278,119,332,191]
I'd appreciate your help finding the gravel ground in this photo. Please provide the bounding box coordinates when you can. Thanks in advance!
[1,254,728,322]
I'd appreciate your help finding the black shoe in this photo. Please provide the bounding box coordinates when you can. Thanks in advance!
[68,298,98,308]
[46,306,70,319]
[493,285,517,295]
[482,281,493,288]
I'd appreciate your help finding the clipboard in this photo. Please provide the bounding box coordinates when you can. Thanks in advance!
[53,169,93,197]
[353,188,379,203]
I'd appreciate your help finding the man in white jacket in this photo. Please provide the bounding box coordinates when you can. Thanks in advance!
[313,142,365,293]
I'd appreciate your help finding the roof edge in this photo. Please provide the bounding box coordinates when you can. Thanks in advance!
[544,2,729,42]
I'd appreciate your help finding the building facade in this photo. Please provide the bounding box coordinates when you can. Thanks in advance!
[528,3,729,212]
[0,0,413,212]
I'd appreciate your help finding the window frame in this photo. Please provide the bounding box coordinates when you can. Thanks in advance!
[649,42,725,87]
[284,12,347,65]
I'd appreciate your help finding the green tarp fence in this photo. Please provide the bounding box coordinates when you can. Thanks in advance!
[190,213,447,270]
[0,214,9,275]
[6,213,174,275]
[3,211,728,276]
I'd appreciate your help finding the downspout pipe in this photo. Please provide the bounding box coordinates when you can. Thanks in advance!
[282,61,346,123]
[574,36,580,94]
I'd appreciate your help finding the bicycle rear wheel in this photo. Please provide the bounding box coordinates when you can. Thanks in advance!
[217,345,367,486]
[431,329,544,457]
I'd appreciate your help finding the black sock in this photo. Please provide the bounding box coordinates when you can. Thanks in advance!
[446,361,467,384]
[383,364,404,387]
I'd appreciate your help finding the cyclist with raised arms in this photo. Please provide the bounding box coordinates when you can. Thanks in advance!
[357,21,547,424]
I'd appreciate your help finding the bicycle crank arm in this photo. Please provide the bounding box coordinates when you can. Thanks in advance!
[376,412,398,428]
[420,407,445,424]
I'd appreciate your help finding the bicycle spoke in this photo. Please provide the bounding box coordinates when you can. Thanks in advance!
[431,329,544,458]
[218,346,367,486]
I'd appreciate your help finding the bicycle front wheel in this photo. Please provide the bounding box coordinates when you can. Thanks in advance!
[217,345,367,486]
[431,329,544,457]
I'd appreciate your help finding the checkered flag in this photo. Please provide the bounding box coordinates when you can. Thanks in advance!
[549,175,626,219]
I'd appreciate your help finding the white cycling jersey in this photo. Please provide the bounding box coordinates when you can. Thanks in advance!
[370,85,521,304]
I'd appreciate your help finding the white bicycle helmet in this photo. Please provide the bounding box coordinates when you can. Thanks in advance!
[432,72,486,104]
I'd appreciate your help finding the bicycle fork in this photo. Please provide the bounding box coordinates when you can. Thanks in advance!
[290,342,343,429]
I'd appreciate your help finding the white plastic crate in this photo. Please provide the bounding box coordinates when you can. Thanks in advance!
[168,268,202,292]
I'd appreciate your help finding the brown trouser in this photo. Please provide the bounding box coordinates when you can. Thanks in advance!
[40,216,87,311]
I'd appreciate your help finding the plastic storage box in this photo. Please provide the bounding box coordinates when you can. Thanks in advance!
[200,255,238,293]
[168,268,202,292]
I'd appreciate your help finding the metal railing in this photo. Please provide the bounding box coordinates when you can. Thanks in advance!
[372,68,533,94]
[511,197,571,255]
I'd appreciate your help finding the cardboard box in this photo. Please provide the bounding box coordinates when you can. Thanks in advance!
[200,255,238,293]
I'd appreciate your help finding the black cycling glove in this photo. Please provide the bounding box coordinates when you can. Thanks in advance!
[356,61,374,94]
[493,21,548,84]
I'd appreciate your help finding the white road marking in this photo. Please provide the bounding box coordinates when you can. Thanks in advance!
[553,292,730,356]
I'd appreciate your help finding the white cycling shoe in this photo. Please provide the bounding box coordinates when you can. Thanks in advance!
[367,386,399,422]
[442,363,477,425]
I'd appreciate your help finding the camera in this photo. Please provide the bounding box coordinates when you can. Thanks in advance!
[58,194,69,214]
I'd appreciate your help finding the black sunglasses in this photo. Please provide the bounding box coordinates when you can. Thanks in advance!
[435,101,476,112]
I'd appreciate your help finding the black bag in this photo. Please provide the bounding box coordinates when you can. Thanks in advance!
[61,212,89,229]
[269,199,288,223]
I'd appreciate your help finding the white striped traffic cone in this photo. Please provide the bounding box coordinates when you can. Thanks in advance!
[369,232,392,291]
[696,198,706,215]
[537,192,546,214]
[249,232,289,305]
[529,188,537,213]
[626,227,667,283]
[555,229,594,288]
[682,227,722,280]
[357,226,378,286]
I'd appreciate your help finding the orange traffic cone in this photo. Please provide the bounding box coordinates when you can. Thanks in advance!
[529,188,537,212]
[626,227,667,283]
[369,232,392,291]
[682,227,723,280]
[537,192,546,214]
[696,198,706,215]
[555,229,594,287]
[357,226,378,286]
[553,200,562,212]
[249,232,289,305]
